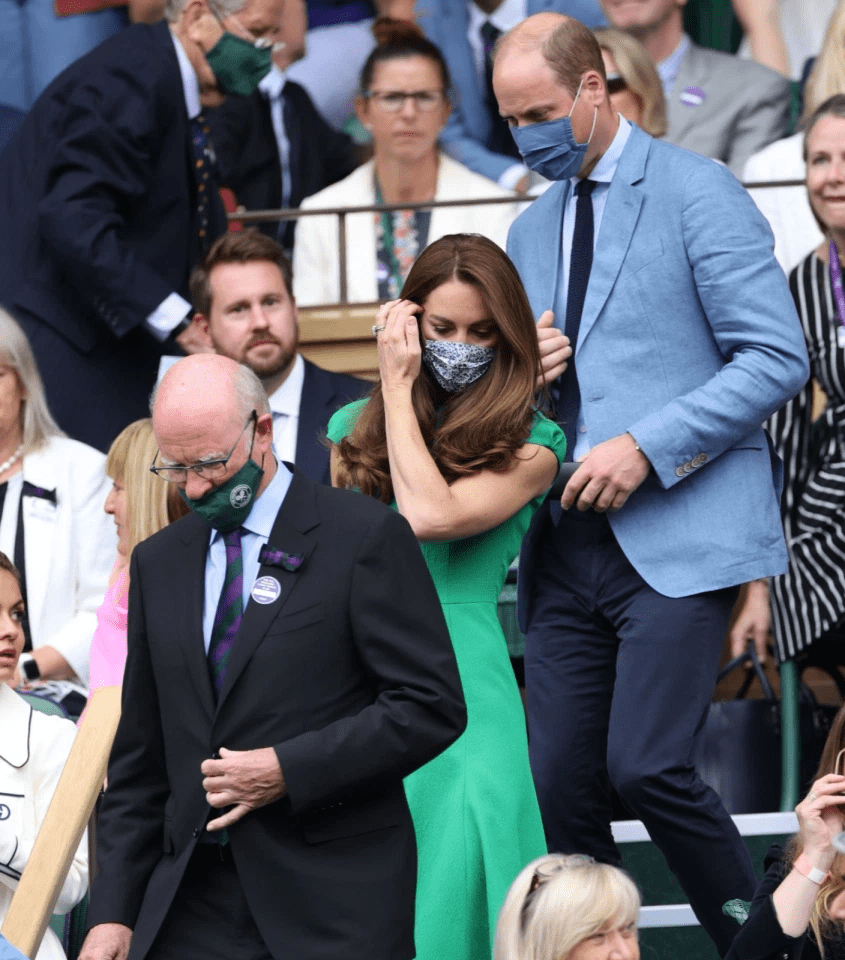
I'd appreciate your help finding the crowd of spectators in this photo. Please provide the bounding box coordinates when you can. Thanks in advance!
[2,0,845,959]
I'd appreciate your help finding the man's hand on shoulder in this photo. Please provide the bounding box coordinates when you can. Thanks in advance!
[561,433,651,513]
[78,923,132,960]
[201,747,286,832]
[535,310,571,391]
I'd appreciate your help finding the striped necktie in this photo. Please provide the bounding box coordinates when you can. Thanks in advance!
[207,528,243,697]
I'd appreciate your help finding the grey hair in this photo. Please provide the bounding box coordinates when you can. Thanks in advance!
[494,854,640,960]
[148,361,270,421]
[163,0,247,23]
[0,308,64,457]
[234,363,271,420]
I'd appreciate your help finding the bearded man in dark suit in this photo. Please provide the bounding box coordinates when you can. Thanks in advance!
[80,353,466,960]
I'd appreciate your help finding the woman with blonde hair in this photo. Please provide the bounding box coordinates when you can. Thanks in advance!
[724,700,845,959]
[85,419,188,702]
[494,854,641,960]
[593,29,667,138]
[0,308,114,703]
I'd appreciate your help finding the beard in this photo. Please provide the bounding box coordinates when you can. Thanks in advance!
[219,333,298,383]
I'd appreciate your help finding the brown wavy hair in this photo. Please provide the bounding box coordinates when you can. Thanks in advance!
[333,234,544,503]
[786,699,845,956]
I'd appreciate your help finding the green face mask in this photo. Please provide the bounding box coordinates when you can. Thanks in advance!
[179,457,264,533]
[205,31,272,98]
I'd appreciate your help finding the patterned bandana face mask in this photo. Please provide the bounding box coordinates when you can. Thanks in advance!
[422,339,496,392]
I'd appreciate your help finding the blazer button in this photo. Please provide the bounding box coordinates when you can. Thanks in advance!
[192,828,200,838]
[699,453,708,463]
[683,462,693,473]
[675,466,685,478]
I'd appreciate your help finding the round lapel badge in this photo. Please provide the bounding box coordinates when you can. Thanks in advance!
[252,576,281,605]
[230,484,252,509]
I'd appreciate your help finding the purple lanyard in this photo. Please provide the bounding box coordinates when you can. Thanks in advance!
[830,239,845,326]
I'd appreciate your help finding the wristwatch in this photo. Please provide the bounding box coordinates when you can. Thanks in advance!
[18,652,40,682]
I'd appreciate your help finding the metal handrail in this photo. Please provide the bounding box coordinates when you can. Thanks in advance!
[227,178,806,304]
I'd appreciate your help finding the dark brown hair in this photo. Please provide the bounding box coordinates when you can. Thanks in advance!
[190,229,294,316]
[333,234,544,503]
[359,17,451,95]
[0,550,20,582]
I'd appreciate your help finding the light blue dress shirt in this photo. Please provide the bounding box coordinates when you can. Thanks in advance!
[657,33,691,99]
[202,460,294,652]
[559,116,631,460]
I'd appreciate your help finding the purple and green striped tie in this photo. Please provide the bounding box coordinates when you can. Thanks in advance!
[208,528,243,696]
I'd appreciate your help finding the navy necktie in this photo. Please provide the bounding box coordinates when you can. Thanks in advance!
[556,178,596,461]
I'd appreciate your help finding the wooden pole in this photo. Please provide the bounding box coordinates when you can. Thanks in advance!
[2,687,122,959]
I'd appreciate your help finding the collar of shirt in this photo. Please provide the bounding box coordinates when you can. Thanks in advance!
[467,0,527,81]
[259,63,287,101]
[269,353,304,421]
[567,113,631,192]
[202,459,294,650]
[170,28,202,120]
[657,32,691,99]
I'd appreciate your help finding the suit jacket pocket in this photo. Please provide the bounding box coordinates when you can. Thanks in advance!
[299,795,402,845]
[264,602,325,636]
[619,239,665,280]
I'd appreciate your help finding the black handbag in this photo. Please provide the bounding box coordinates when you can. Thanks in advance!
[692,648,838,814]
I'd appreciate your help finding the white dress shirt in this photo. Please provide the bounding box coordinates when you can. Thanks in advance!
[268,353,305,463]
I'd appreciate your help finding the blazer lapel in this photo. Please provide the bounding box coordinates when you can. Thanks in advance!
[175,518,216,721]
[578,128,648,351]
[666,43,703,148]
[295,360,333,485]
[215,470,320,713]
[21,450,59,642]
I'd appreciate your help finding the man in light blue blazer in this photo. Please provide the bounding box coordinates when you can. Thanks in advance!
[494,14,809,956]
[415,0,606,186]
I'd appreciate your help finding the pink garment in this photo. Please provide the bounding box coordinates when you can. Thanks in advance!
[79,562,128,725]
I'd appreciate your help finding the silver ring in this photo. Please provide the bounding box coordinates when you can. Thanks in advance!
[809,792,818,802]
[371,324,386,336]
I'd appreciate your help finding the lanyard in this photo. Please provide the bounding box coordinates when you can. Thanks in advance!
[829,239,845,327]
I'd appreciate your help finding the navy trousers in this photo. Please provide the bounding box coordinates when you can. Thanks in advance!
[524,507,757,957]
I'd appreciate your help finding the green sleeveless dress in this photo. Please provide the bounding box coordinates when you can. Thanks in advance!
[326,401,566,960]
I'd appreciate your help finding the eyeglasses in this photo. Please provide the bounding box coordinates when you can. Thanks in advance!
[209,4,286,52]
[365,89,446,112]
[150,411,257,483]
[606,72,628,95]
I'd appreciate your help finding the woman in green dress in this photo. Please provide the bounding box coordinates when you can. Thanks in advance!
[327,233,566,960]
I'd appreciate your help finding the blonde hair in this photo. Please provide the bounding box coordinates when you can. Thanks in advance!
[803,0,845,120]
[106,419,188,557]
[494,854,641,960]
[0,308,63,457]
[594,28,667,137]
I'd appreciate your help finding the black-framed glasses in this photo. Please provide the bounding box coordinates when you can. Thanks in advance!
[365,89,446,112]
[606,72,628,95]
[149,411,257,483]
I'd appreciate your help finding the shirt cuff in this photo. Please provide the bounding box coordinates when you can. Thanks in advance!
[144,293,192,342]
[498,163,529,191]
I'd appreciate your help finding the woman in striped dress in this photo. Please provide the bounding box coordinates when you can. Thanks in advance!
[732,93,845,663]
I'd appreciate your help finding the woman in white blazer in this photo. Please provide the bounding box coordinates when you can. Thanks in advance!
[293,18,520,307]
[0,551,88,960]
[0,310,115,693]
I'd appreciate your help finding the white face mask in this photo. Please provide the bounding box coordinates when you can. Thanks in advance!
[422,340,496,392]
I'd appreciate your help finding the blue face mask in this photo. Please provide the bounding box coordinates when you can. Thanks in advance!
[422,339,496,392]
[510,78,597,181]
